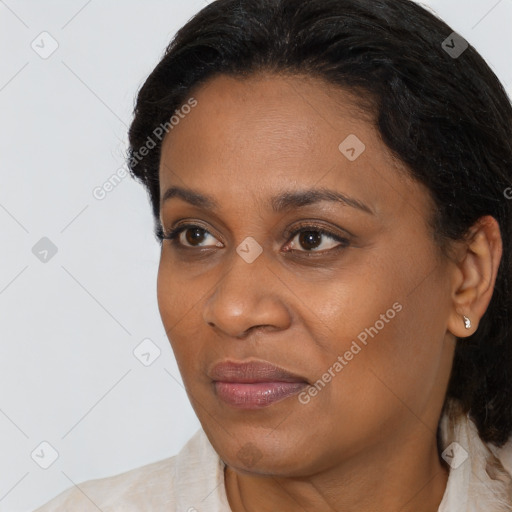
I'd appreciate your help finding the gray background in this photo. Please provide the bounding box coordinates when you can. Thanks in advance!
[0,0,511,510]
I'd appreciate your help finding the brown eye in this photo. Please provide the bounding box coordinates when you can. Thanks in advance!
[298,231,323,250]
[184,227,208,246]
[286,227,350,253]
[163,224,222,248]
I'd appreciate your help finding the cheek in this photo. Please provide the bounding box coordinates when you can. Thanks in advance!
[156,257,178,328]
[156,253,224,385]
[156,255,199,360]
[334,262,449,417]
[156,250,202,324]
[307,241,447,390]
[369,268,453,396]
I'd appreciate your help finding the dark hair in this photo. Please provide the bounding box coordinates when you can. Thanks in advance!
[127,0,512,446]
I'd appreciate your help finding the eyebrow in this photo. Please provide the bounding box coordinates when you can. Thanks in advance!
[161,186,374,215]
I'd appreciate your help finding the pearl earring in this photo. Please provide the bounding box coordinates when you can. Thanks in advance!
[463,315,471,329]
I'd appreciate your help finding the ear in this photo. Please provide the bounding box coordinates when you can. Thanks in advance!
[447,215,503,338]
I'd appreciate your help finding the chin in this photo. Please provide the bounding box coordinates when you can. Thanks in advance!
[204,421,324,476]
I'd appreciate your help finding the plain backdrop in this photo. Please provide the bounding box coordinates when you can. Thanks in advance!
[0,0,511,510]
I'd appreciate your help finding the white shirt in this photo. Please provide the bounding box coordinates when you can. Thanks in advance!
[34,406,512,511]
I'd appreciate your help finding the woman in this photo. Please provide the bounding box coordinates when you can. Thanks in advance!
[35,0,512,510]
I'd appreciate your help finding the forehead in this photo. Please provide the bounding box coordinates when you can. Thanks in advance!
[158,72,425,219]
[160,72,379,165]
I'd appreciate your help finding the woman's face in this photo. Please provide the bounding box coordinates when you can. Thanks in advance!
[157,72,457,476]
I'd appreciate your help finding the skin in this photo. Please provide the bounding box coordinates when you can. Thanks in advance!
[156,72,502,512]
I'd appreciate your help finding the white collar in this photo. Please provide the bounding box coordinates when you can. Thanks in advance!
[438,399,512,511]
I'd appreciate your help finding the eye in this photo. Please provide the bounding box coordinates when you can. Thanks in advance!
[162,223,222,248]
[284,225,350,254]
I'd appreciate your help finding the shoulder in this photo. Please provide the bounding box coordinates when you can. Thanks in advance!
[34,456,176,512]
[438,401,512,511]
[33,428,227,512]
[490,435,512,476]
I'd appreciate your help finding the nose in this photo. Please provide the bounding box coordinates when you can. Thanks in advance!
[202,247,292,339]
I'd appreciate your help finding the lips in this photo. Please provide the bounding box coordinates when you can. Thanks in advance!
[209,360,309,409]
[210,360,308,383]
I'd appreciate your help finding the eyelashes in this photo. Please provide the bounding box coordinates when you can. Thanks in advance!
[162,222,351,255]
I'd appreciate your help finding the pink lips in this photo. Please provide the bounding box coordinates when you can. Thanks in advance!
[210,360,308,409]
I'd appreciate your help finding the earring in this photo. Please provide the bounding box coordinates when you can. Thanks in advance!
[463,315,471,329]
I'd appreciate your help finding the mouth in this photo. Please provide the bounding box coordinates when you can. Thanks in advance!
[209,360,309,409]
